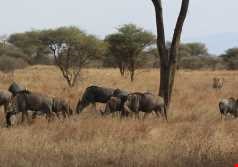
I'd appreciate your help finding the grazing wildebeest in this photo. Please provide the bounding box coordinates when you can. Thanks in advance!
[6,90,54,127]
[76,85,115,114]
[102,89,129,116]
[219,97,238,119]
[0,91,11,114]
[52,98,73,118]
[213,77,224,90]
[123,92,167,120]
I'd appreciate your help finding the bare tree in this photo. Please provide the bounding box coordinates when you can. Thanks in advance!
[48,41,83,87]
[151,0,190,108]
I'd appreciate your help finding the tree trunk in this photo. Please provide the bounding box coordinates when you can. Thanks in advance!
[130,68,135,82]
[119,63,124,76]
[129,59,135,82]
[152,0,190,108]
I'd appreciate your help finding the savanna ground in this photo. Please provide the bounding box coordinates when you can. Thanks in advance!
[0,66,237,167]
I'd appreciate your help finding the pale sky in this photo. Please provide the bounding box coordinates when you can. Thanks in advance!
[0,0,238,54]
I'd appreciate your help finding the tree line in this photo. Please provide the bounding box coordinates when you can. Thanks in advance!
[0,25,238,83]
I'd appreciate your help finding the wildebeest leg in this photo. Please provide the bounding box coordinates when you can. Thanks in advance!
[155,108,165,120]
[223,108,228,120]
[32,111,37,120]
[62,111,67,119]
[54,112,61,119]
[92,103,97,112]
[46,112,52,122]
[116,111,120,118]
[45,108,53,122]
[5,111,15,127]
[122,103,132,118]
[21,110,27,123]
[135,112,140,119]
[3,104,8,115]
[153,109,161,118]
[143,112,149,120]
[111,111,115,118]
[25,111,31,124]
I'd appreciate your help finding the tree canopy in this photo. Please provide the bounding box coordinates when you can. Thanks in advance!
[105,24,155,81]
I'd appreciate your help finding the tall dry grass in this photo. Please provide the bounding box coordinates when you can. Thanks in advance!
[0,66,237,167]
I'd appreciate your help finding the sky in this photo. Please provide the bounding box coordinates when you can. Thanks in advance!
[0,0,237,54]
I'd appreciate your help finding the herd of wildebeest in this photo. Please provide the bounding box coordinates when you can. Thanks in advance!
[0,78,237,127]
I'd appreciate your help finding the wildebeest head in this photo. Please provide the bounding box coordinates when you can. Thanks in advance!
[76,99,84,114]
[8,82,27,96]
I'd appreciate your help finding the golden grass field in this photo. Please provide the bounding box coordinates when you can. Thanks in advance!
[0,65,237,167]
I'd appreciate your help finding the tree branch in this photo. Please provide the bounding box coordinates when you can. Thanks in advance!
[170,0,190,63]
[151,0,167,64]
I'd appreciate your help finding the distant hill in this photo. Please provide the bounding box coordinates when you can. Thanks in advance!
[183,32,238,55]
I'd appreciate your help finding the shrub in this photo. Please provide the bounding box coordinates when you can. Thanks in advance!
[0,56,28,72]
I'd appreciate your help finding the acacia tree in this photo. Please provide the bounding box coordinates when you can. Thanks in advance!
[151,0,190,107]
[104,33,128,76]
[8,31,50,64]
[105,24,155,81]
[41,27,104,87]
[220,47,238,70]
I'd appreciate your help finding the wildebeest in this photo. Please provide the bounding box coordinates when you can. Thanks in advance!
[102,89,129,116]
[76,85,115,114]
[123,92,167,120]
[102,96,123,116]
[6,90,54,127]
[52,97,73,118]
[219,97,238,119]
[0,91,11,114]
[213,77,224,90]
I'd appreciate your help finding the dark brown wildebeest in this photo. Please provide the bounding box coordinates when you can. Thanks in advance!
[76,85,115,114]
[52,97,73,118]
[219,97,238,119]
[0,91,11,114]
[6,90,54,127]
[123,92,167,120]
[101,89,129,116]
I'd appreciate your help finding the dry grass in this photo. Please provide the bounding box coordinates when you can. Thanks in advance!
[0,66,237,167]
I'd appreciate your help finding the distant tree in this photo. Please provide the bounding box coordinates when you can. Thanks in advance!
[186,42,208,56]
[177,42,209,69]
[41,27,104,87]
[105,24,155,81]
[8,31,50,65]
[133,42,212,70]
[221,47,238,70]
[0,44,28,72]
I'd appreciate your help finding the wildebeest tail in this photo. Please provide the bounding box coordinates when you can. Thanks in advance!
[218,101,225,119]
[164,103,168,121]
[68,105,73,115]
